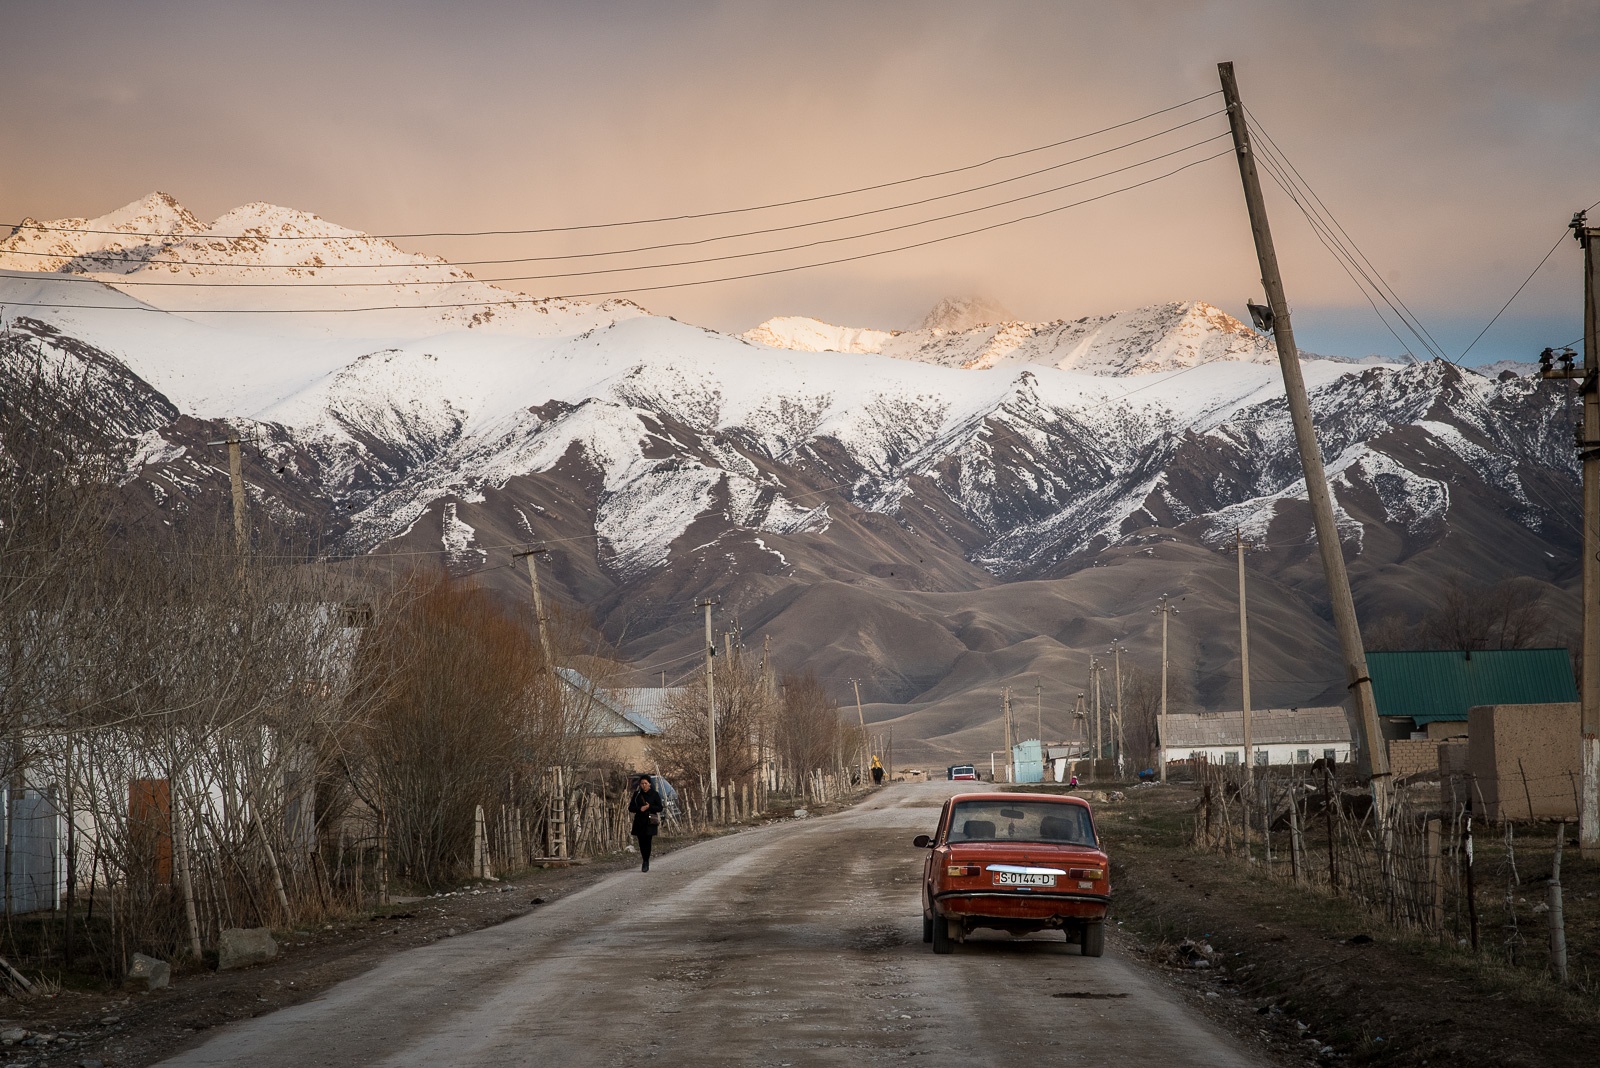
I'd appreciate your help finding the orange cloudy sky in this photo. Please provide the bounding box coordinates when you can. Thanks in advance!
[2,0,1596,361]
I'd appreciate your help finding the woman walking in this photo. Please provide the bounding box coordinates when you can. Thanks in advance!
[629,773,662,872]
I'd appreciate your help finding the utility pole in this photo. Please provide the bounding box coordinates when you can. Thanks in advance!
[1153,596,1178,783]
[1091,657,1103,778]
[1112,644,1126,781]
[1003,688,1014,783]
[514,547,555,669]
[698,600,719,799]
[1035,680,1043,743]
[205,431,249,559]
[1219,61,1390,813]
[851,679,869,785]
[1237,529,1253,773]
[1559,212,1600,859]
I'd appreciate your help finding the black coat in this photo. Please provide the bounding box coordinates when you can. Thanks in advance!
[629,787,661,837]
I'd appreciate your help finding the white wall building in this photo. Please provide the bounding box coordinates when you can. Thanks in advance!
[1163,707,1353,767]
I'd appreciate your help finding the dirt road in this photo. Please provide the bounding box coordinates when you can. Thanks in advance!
[158,782,1265,1067]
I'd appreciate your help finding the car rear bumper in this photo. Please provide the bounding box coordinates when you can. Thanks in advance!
[934,889,1110,921]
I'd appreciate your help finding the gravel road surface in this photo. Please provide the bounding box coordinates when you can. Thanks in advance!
[158,782,1265,1067]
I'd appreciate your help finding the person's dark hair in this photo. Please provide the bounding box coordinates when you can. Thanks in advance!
[637,774,654,789]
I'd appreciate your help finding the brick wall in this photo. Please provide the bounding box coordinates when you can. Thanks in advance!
[1387,738,1440,780]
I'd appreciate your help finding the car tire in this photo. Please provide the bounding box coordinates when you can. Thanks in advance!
[1081,920,1105,957]
[932,911,954,955]
[922,913,933,943]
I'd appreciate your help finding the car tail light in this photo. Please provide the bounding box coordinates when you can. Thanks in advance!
[1068,868,1105,880]
[946,864,981,877]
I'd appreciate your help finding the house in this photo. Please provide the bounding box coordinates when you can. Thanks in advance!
[1163,707,1352,767]
[1367,649,1578,741]
[557,668,676,768]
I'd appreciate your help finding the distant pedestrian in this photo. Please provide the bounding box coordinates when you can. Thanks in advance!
[870,755,885,786]
[629,774,662,872]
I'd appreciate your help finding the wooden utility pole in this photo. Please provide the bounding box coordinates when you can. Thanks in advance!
[1154,596,1178,783]
[1112,644,1125,780]
[1237,529,1253,772]
[851,679,869,784]
[514,547,555,669]
[699,600,719,799]
[226,435,247,554]
[1218,61,1390,813]
[1574,214,1600,858]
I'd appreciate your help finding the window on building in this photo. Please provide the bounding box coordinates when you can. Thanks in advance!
[1296,749,1310,764]
[1323,749,1337,762]
[1254,750,1269,766]
[1223,751,1240,766]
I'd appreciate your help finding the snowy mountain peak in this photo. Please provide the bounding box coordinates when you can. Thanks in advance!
[0,191,204,272]
[918,295,1013,334]
[740,316,900,354]
[741,299,1276,377]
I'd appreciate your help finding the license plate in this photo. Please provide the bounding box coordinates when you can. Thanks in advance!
[994,871,1056,887]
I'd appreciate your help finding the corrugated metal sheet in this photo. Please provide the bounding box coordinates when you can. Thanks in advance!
[1367,649,1578,724]
[1164,707,1350,749]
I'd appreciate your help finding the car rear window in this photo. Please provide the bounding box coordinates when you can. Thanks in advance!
[946,800,1096,847]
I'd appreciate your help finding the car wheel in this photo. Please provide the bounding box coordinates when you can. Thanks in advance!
[1081,920,1105,957]
[922,913,933,943]
[932,911,954,954]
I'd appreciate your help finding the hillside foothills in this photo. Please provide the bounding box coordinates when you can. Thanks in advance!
[0,194,1581,766]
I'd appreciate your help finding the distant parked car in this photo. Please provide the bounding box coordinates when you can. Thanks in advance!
[915,792,1110,956]
[947,765,978,781]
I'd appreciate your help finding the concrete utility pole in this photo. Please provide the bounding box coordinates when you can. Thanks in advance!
[699,600,719,798]
[514,547,555,669]
[1568,213,1600,859]
[205,432,249,558]
[851,679,869,784]
[1112,644,1126,780]
[1154,596,1178,783]
[1091,657,1103,777]
[1218,60,1390,813]
[1003,688,1014,783]
[1035,680,1043,742]
[1237,529,1254,772]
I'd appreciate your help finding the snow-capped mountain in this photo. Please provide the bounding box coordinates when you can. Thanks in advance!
[0,194,1578,764]
[741,299,1277,374]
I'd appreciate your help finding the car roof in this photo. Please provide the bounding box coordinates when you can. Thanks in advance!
[947,791,1092,809]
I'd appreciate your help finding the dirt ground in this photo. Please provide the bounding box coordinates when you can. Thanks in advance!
[0,831,731,1068]
[1089,781,1600,1067]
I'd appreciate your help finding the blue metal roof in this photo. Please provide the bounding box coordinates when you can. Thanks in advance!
[1367,649,1577,724]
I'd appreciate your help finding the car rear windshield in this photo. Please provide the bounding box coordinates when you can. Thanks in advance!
[946,800,1096,847]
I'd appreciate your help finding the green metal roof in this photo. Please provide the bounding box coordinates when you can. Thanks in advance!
[1367,649,1577,724]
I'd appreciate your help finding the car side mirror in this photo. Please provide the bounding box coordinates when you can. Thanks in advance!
[913,834,932,848]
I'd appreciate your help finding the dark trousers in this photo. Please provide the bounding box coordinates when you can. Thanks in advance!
[637,834,653,869]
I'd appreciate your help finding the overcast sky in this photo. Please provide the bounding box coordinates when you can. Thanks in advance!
[3,0,1596,362]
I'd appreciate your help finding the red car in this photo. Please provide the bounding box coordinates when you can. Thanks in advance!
[915,792,1110,956]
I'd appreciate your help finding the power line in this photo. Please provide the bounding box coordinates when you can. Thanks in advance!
[1,112,1228,272]
[1457,229,1570,362]
[1244,111,1444,363]
[0,148,1235,314]
[0,92,1222,242]
[9,133,1233,292]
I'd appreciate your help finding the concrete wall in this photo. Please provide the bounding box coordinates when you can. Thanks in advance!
[1387,738,1440,780]
[1425,721,1468,741]
[1466,703,1580,821]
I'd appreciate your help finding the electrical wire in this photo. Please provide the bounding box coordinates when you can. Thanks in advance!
[0,112,1228,272]
[1,93,1222,242]
[8,133,1233,292]
[0,148,1236,314]
[1457,230,1569,362]
[1245,108,1450,364]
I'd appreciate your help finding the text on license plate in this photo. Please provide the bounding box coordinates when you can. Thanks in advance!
[994,871,1056,887]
